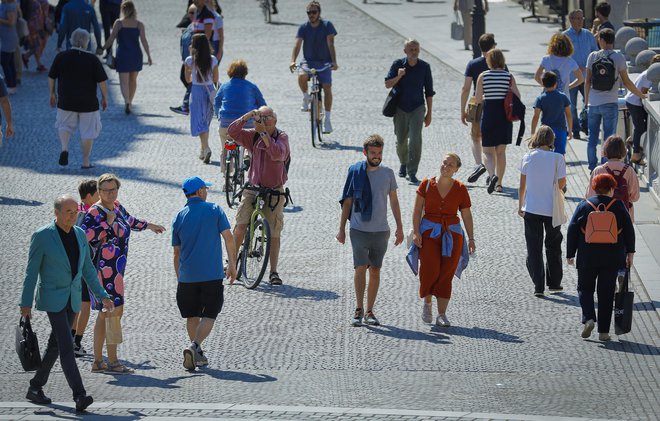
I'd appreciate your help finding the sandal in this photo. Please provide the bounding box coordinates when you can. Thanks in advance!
[105,362,134,375]
[269,271,283,286]
[91,360,108,373]
[495,184,503,193]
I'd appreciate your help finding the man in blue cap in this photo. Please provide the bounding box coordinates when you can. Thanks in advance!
[172,176,236,371]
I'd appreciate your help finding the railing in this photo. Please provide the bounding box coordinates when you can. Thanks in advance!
[642,99,660,202]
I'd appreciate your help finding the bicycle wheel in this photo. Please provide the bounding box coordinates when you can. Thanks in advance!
[310,92,318,148]
[241,217,271,289]
[316,89,324,143]
[225,149,235,208]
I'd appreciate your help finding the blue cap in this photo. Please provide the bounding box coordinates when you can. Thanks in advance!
[182,176,212,195]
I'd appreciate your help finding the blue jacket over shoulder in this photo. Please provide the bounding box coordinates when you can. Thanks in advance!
[340,161,372,221]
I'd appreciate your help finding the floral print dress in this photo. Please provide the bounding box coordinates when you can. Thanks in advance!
[81,201,148,308]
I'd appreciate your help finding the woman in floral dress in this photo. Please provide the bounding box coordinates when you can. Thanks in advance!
[81,173,165,374]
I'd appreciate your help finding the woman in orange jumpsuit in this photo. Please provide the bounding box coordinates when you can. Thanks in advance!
[412,153,475,327]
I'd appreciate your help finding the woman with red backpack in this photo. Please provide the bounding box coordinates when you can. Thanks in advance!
[586,136,640,221]
[567,173,635,341]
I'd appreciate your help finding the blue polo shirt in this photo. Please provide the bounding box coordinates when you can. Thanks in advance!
[385,58,435,113]
[172,198,231,283]
[534,89,571,131]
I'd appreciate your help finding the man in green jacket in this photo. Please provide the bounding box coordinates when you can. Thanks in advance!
[20,195,114,412]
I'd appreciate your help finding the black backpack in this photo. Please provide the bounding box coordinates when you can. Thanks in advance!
[591,51,617,91]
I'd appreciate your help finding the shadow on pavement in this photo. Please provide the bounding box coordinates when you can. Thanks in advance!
[122,360,157,371]
[365,324,451,344]
[541,292,581,308]
[258,283,340,301]
[599,340,660,355]
[433,325,524,343]
[200,368,277,383]
[0,196,43,206]
[318,141,363,152]
[107,373,194,389]
[269,21,299,26]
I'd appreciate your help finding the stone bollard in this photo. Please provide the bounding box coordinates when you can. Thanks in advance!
[615,26,638,50]
[647,63,660,100]
[636,50,657,72]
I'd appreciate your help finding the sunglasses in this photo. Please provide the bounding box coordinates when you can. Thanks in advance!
[307,10,319,15]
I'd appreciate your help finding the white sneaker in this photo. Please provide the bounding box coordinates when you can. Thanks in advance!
[323,118,333,134]
[74,344,86,357]
[301,94,311,111]
[435,314,451,327]
[421,303,432,323]
[183,346,196,371]
[581,319,595,338]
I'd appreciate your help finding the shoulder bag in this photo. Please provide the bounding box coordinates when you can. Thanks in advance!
[551,155,568,228]
[383,59,406,118]
[15,317,41,372]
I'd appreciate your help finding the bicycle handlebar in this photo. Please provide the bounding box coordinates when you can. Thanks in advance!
[292,62,333,74]
[242,184,293,210]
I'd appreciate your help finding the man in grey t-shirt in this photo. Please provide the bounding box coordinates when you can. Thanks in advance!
[337,135,404,327]
[585,28,646,170]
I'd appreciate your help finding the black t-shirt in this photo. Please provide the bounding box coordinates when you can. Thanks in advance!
[56,225,79,280]
[48,49,108,112]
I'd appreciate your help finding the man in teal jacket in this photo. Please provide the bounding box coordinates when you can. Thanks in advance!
[20,195,114,412]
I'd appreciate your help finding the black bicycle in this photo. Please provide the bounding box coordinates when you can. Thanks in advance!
[224,140,247,209]
[293,62,332,148]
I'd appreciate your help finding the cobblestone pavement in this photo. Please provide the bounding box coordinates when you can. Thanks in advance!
[0,1,658,420]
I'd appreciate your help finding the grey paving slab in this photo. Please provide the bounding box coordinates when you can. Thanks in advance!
[0,0,658,420]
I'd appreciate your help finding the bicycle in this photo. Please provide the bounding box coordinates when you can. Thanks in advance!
[293,62,332,148]
[237,185,291,289]
[223,140,248,209]
[260,0,271,23]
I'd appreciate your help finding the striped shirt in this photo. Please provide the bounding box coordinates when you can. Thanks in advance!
[482,70,511,100]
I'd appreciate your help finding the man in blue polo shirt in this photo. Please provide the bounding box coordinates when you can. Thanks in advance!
[172,176,236,371]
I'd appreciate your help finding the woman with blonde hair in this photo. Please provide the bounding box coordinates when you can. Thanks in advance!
[411,153,475,327]
[102,0,152,114]
[534,33,584,94]
[518,126,566,296]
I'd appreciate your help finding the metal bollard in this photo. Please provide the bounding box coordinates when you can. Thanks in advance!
[471,0,486,59]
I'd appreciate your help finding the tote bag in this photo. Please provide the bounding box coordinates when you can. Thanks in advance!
[451,12,464,41]
[614,268,634,335]
[552,156,567,227]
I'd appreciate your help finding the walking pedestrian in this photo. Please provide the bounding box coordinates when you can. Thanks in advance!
[289,0,338,133]
[21,0,50,72]
[453,0,473,51]
[56,0,102,53]
[564,9,598,140]
[585,28,645,171]
[624,54,660,165]
[20,195,114,412]
[172,176,236,371]
[101,0,152,115]
[594,2,615,33]
[530,71,572,155]
[337,134,404,326]
[206,0,223,61]
[534,33,583,95]
[170,3,196,116]
[99,0,121,64]
[228,106,290,286]
[460,33,498,183]
[567,173,635,341]
[80,173,165,374]
[385,38,435,185]
[518,126,566,297]
[475,48,519,193]
[0,0,19,94]
[410,153,474,327]
[214,59,266,176]
[192,0,214,40]
[48,28,108,169]
[0,75,14,146]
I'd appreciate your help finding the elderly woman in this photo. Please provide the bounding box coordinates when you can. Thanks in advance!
[586,136,639,221]
[518,126,566,296]
[80,173,165,374]
[411,153,475,327]
[475,49,520,193]
[534,33,583,95]
[567,173,635,341]
[214,59,266,176]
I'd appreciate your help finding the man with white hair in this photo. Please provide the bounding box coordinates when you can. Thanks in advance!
[48,28,108,169]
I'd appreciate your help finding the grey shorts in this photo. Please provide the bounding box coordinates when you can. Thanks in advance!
[349,229,390,268]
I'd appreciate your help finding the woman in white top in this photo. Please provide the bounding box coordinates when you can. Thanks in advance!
[185,33,219,164]
[518,126,567,296]
[534,33,583,95]
[624,54,660,165]
[206,0,223,62]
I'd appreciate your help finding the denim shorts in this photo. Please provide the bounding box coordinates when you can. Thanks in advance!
[349,229,390,268]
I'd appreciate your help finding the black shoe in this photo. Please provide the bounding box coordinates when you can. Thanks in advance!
[58,151,69,166]
[485,175,491,186]
[573,132,581,140]
[125,103,131,115]
[487,175,499,194]
[548,286,564,293]
[169,106,189,116]
[271,5,278,14]
[75,395,94,412]
[408,175,420,184]
[26,387,51,405]
[467,164,487,183]
[398,165,407,178]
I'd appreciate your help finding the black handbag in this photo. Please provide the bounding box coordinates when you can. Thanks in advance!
[382,87,398,118]
[15,317,41,372]
[614,268,634,335]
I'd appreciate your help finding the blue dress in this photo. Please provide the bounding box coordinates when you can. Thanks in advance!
[115,27,143,73]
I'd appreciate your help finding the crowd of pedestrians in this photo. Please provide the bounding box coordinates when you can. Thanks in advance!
[12,0,650,413]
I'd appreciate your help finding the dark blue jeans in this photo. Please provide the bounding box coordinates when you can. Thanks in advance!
[523,212,563,293]
[626,102,647,153]
[30,299,86,399]
[587,103,618,170]
[569,84,585,136]
[0,51,16,88]
[577,265,617,333]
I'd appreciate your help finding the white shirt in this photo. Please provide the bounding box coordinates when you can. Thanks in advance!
[520,149,566,217]
[624,71,652,107]
[184,56,218,85]
[212,11,223,42]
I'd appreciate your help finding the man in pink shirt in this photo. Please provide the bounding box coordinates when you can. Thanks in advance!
[228,106,290,285]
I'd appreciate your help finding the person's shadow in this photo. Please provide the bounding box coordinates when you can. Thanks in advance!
[431,325,524,343]
[200,368,277,383]
[257,283,340,301]
[106,373,195,389]
[365,324,451,344]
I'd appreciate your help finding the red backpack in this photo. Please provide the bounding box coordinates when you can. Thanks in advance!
[581,199,621,244]
[604,164,632,209]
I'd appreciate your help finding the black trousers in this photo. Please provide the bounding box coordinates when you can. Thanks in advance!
[523,212,563,293]
[100,0,121,50]
[577,265,617,333]
[30,299,86,399]
[626,102,647,153]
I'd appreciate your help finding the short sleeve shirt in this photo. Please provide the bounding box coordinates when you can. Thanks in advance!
[350,165,397,232]
[624,70,652,107]
[184,55,218,85]
[465,57,489,92]
[534,90,571,131]
[172,198,231,283]
[48,49,108,112]
[296,20,337,63]
[193,6,215,34]
[416,178,471,225]
[586,49,627,106]
[539,55,579,93]
[519,149,566,217]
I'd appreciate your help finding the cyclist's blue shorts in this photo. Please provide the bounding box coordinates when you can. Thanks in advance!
[303,60,332,86]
